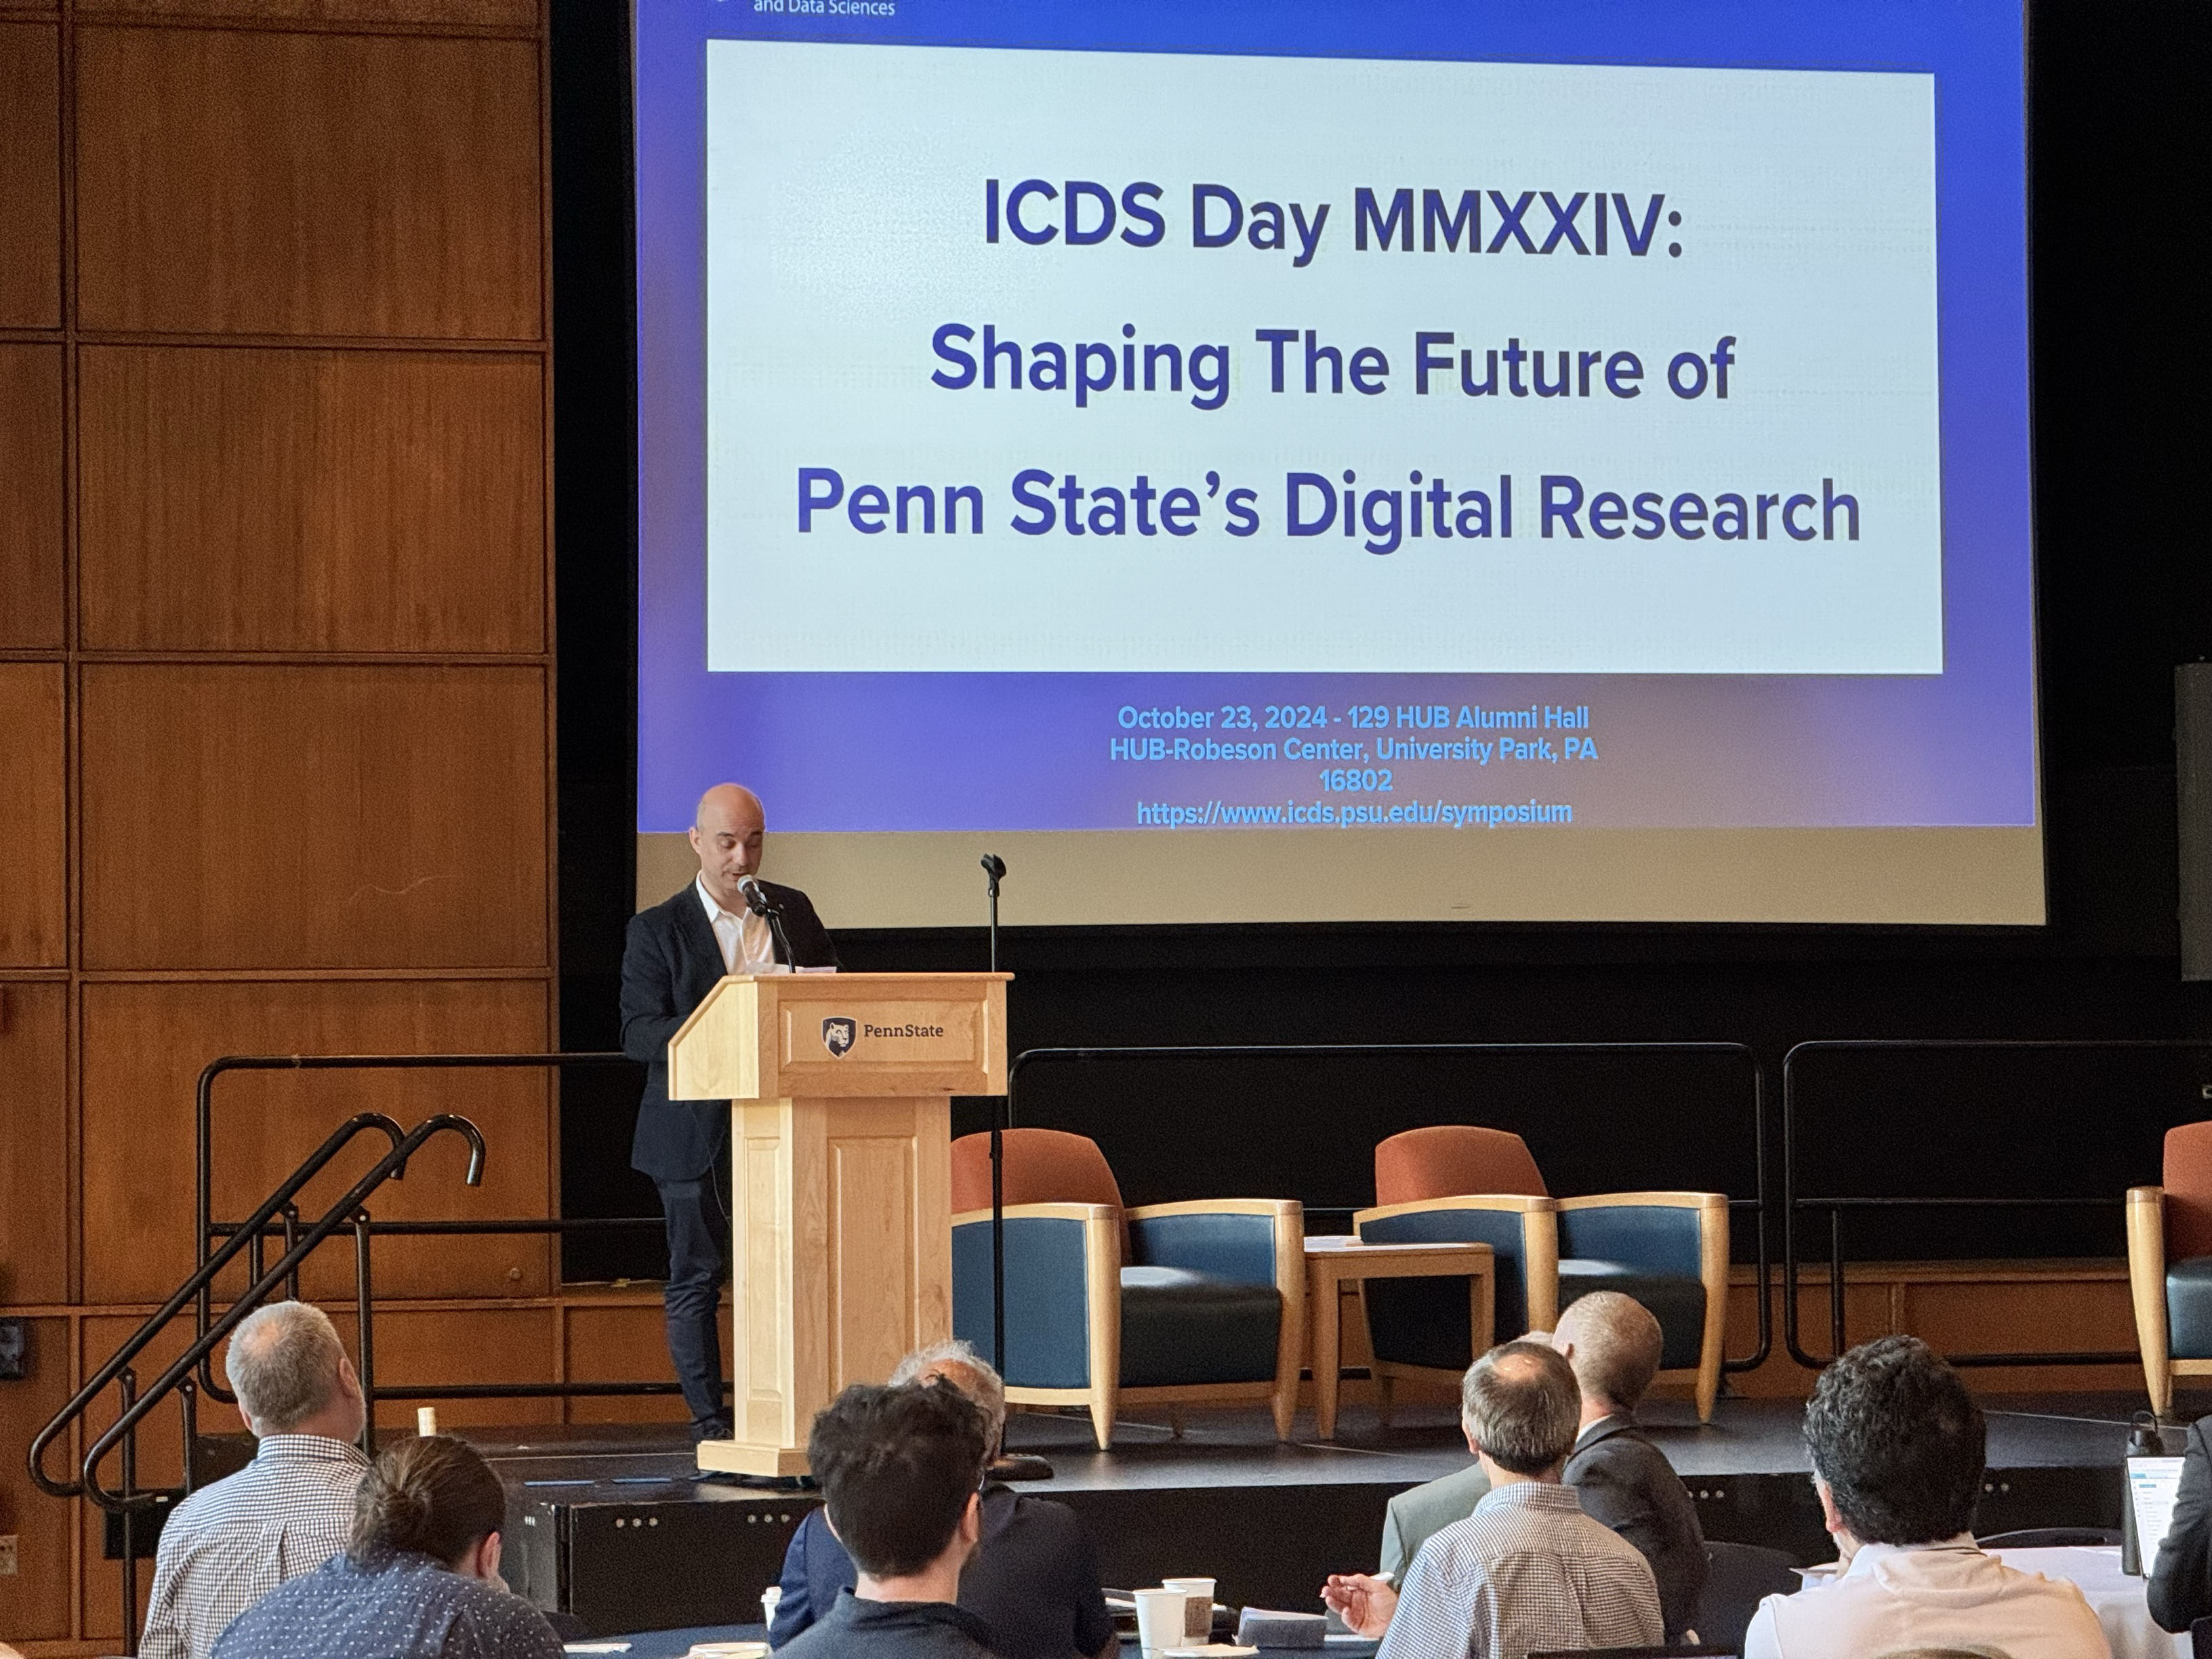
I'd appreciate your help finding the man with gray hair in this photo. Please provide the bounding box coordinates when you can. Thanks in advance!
[1323,1340,1662,1659]
[1379,1294,1707,1637]
[770,1340,1115,1659]
[141,1301,370,1659]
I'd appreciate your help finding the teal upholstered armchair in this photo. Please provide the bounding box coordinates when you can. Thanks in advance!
[948,1129,1304,1449]
[2128,1121,2212,1415]
[1357,1126,1730,1420]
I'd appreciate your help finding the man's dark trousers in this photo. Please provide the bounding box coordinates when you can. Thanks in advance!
[656,1168,729,1428]
[618,877,839,1438]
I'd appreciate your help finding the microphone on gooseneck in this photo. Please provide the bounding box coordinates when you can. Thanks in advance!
[980,853,1006,893]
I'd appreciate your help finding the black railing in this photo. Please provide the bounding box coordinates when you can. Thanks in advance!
[1780,1038,2212,1370]
[31,1111,487,1655]
[999,1041,1772,1379]
[191,1053,663,1414]
[30,1051,676,1654]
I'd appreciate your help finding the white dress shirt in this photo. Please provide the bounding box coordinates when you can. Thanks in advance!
[696,873,775,974]
[1742,1536,2112,1659]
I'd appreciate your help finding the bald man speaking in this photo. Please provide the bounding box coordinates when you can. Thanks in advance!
[619,784,839,1441]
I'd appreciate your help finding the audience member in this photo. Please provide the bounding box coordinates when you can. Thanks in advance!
[1323,1341,1662,1659]
[1551,1292,1708,1638]
[772,1340,1114,1658]
[777,1381,1002,1658]
[211,1434,562,1659]
[142,1302,370,1659]
[1378,1294,1706,1635]
[1741,1336,2107,1659]
[2148,1408,2212,1631]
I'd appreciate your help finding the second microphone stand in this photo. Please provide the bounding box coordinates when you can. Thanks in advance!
[979,854,1050,1479]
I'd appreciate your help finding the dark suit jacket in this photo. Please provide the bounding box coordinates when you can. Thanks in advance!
[2150,1415,2212,1631]
[617,877,838,1181]
[1563,1414,1708,1641]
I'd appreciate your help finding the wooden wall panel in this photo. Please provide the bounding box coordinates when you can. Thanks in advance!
[79,346,546,653]
[77,1315,192,1643]
[80,977,551,1305]
[0,663,67,966]
[0,343,64,647]
[0,983,69,1305]
[0,1317,71,1642]
[346,1305,556,1429]
[563,1298,732,1426]
[0,22,60,327]
[80,664,548,970]
[87,0,536,25]
[75,26,543,338]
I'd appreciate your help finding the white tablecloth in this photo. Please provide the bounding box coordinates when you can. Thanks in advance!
[1992,1547,2191,1659]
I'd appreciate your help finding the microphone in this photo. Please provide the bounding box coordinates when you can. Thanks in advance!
[737,875,780,918]
[738,876,796,967]
[980,855,1006,971]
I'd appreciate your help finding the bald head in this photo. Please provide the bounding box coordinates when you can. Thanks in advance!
[689,784,766,910]
[1554,1291,1664,1417]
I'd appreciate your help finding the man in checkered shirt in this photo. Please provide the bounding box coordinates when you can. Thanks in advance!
[1323,1341,1662,1659]
[142,1302,371,1659]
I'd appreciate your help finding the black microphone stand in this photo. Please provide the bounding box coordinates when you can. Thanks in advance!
[741,879,796,966]
[980,855,1049,1480]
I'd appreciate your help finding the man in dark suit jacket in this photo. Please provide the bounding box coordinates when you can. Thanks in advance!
[619,783,838,1441]
[2150,1413,2212,1631]
[1555,1291,1708,1639]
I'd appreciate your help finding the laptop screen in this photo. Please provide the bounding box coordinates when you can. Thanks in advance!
[2129,1455,2187,1570]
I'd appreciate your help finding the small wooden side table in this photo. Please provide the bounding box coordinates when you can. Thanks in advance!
[1303,1237,1495,1441]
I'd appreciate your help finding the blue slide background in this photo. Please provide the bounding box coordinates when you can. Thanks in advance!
[634,0,2032,835]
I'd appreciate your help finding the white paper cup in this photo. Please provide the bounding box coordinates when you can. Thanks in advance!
[759,1584,781,1627]
[1162,1577,1215,1641]
[1134,1586,1187,1653]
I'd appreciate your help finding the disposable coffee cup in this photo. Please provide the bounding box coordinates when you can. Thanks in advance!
[759,1584,782,1628]
[1133,1586,1186,1653]
[1162,1577,1215,1641]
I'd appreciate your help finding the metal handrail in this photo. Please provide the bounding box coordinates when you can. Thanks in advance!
[79,1114,487,1515]
[1780,1037,2212,1370]
[1000,1040,1772,1377]
[28,1111,410,1501]
[192,1051,640,1402]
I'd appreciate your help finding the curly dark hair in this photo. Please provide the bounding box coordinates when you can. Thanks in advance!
[1803,1336,1985,1546]
[807,1380,991,1578]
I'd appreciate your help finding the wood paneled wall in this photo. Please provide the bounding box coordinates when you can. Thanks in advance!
[0,5,593,1648]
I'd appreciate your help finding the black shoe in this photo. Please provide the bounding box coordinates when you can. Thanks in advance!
[691,1412,734,1444]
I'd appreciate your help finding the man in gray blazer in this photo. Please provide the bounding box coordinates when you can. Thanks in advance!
[1376,1292,1707,1639]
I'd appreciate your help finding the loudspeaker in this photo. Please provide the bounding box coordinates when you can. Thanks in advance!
[2182,663,2212,981]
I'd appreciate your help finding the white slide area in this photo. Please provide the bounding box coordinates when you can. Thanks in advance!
[704,41,1941,676]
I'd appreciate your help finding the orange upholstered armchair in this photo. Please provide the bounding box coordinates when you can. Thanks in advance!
[2127,1122,2212,1414]
[1357,1125,1730,1420]
[948,1128,1304,1450]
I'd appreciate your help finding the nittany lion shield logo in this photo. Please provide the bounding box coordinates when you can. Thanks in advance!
[821,1017,857,1058]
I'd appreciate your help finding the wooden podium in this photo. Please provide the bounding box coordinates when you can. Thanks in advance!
[665,970,1009,1476]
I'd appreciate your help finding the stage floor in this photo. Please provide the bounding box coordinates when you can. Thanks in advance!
[477,1389,2161,1636]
